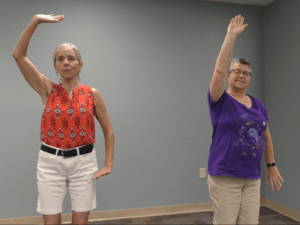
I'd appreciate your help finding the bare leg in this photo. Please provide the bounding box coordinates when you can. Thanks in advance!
[72,210,90,225]
[43,213,61,225]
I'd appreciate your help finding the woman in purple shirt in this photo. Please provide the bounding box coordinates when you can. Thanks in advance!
[207,15,284,224]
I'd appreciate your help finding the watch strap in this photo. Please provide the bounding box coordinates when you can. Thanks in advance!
[266,162,276,168]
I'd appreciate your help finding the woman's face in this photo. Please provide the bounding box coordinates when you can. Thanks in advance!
[227,62,251,90]
[54,47,83,80]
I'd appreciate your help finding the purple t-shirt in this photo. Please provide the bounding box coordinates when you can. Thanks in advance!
[207,88,269,179]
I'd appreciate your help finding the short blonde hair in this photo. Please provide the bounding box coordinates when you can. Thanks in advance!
[52,43,82,64]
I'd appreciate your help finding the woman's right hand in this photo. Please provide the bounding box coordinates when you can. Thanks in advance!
[227,15,248,37]
[33,14,64,24]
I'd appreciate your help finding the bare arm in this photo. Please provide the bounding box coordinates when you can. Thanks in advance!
[264,126,284,191]
[263,126,275,164]
[210,15,248,102]
[12,14,64,99]
[93,88,115,170]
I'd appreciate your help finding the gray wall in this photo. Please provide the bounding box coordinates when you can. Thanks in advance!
[0,0,291,220]
[263,0,300,213]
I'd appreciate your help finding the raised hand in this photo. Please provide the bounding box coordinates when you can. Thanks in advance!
[34,14,64,24]
[227,15,248,37]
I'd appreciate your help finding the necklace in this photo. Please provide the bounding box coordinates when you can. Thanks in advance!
[62,83,80,94]
[228,91,248,105]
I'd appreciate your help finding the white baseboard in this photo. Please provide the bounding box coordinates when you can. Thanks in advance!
[0,198,299,224]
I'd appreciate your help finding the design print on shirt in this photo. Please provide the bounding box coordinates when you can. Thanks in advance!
[54,104,62,119]
[51,116,57,128]
[62,117,69,130]
[45,105,50,118]
[78,89,84,97]
[61,95,68,106]
[79,126,87,140]
[40,84,96,149]
[67,105,75,119]
[41,128,45,142]
[79,103,87,118]
[58,127,64,142]
[232,113,265,158]
[69,127,76,143]
[74,115,81,129]
[47,126,55,142]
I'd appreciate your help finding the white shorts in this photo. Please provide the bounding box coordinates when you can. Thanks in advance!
[37,142,98,215]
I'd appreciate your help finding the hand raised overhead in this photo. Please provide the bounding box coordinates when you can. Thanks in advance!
[34,14,64,24]
[227,15,248,37]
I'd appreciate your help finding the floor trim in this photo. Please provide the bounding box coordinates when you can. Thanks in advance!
[264,198,300,222]
[0,198,299,224]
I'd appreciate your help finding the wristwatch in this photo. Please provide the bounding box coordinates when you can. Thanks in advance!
[266,162,276,168]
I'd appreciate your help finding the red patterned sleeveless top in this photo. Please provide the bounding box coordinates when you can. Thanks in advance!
[41,84,96,149]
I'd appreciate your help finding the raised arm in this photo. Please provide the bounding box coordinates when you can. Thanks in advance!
[210,15,248,102]
[12,14,64,102]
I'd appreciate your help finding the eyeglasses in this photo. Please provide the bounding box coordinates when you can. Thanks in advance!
[231,69,251,77]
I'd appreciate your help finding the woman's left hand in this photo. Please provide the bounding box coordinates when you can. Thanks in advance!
[266,166,283,191]
[92,166,112,180]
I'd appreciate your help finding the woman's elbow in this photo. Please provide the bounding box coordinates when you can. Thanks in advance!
[12,51,21,60]
[12,52,17,59]
[103,129,114,137]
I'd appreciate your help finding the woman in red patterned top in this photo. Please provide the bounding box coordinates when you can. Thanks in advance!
[12,14,115,224]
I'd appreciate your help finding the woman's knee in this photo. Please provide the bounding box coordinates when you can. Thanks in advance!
[43,213,61,225]
[72,210,90,224]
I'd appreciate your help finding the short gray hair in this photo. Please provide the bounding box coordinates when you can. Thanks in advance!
[52,43,82,65]
[227,58,253,76]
